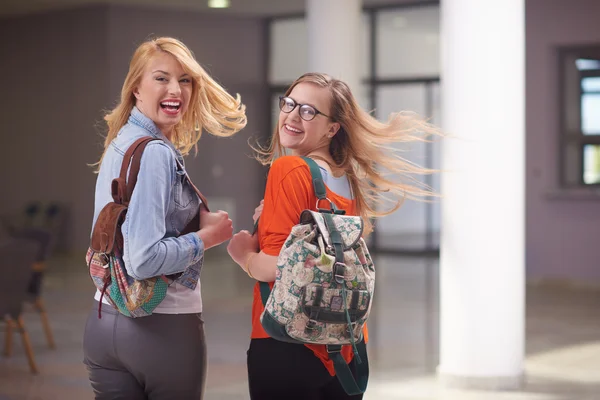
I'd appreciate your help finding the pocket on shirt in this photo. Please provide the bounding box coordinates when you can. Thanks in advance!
[174,170,194,208]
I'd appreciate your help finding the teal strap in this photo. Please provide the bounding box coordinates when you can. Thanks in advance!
[300,156,342,213]
[300,156,327,200]
[259,282,271,306]
[323,213,362,369]
[323,214,344,248]
[328,341,369,395]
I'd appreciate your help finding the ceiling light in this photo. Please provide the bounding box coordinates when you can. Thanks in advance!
[208,0,230,8]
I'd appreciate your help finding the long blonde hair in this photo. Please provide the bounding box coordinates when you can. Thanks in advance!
[95,37,247,168]
[256,72,442,235]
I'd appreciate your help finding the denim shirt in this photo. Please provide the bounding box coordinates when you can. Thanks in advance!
[91,107,204,291]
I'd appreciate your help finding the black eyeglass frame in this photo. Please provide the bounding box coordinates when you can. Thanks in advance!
[278,96,331,121]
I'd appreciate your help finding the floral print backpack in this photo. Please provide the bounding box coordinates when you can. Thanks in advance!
[259,156,374,395]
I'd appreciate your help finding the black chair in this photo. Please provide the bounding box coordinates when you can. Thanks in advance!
[0,237,41,374]
[0,202,64,349]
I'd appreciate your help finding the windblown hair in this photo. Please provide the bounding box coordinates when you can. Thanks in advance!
[95,37,247,169]
[255,72,442,235]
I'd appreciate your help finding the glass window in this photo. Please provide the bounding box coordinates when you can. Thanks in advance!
[581,76,600,92]
[581,93,600,135]
[559,47,600,187]
[376,6,440,79]
[269,19,308,85]
[576,58,600,71]
[581,76,600,135]
[374,84,439,250]
[583,144,600,185]
[269,15,371,85]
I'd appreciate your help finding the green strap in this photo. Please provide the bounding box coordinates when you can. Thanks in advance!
[252,219,272,306]
[259,282,271,305]
[300,156,327,200]
[329,341,369,395]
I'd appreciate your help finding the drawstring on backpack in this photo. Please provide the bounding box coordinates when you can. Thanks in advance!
[98,280,110,319]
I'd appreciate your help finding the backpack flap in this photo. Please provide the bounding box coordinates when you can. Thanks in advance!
[90,202,127,254]
[300,210,363,251]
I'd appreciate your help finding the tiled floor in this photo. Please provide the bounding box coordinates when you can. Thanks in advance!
[1,252,599,400]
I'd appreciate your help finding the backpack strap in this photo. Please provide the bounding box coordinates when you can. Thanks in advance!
[111,137,155,206]
[173,157,210,212]
[112,137,210,212]
[301,156,327,200]
[327,341,369,395]
[300,156,342,214]
[302,156,368,394]
[184,171,210,212]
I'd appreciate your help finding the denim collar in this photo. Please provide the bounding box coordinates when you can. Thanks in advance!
[129,106,166,139]
[128,106,185,165]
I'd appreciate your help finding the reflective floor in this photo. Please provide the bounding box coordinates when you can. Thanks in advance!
[1,251,599,399]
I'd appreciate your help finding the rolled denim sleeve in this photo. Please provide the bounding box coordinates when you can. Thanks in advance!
[121,142,204,280]
[181,231,205,265]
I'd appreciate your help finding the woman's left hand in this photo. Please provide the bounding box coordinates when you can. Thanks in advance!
[227,230,259,269]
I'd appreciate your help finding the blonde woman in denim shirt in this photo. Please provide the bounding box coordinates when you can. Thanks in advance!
[83,37,246,400]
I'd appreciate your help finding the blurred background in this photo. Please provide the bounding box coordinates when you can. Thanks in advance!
[0,0,599,399]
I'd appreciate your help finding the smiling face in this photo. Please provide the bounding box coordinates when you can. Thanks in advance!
[133,51,192,138]
[278,82,340,156]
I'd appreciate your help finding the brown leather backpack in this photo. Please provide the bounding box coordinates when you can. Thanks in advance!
[86,136,208,318]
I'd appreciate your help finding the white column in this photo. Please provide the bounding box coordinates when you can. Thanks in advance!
[439,0,525,390]
[307,0,361,92]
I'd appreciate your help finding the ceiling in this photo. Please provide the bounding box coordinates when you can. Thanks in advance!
[0,0,432,18]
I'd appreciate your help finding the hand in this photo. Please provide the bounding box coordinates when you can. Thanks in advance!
[227,230,259,269]
[197,210,233,250]
[253,200,264,224]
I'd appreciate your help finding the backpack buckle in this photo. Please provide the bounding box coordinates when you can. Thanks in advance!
[305,318,318,335]
[327,344,342,354]
[334,262,346,283]
[96,253,110,268]
[316,197,335,211]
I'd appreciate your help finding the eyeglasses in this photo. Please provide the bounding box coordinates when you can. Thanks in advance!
[278,96,330,121]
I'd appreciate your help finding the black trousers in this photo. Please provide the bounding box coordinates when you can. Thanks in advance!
[247,338,367,400]
[83,301,207,400]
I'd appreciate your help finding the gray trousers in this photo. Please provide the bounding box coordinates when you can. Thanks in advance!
[83,301,207,400]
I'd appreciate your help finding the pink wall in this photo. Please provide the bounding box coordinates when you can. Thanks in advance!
[526,0,600,282]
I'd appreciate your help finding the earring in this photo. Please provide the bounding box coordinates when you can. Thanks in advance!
[194,114,200,132]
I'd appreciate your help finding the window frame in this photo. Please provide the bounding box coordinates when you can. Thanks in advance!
[558,45,600,188]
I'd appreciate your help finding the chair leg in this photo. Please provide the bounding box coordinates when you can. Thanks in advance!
[35,297,56,349]
[4,317,14,357]
[16,316,38,374]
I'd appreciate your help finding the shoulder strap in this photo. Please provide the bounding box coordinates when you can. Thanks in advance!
[111,136,210,211]
[300,156,327,200]
[124,137,155,203]
[182,170,210,212]
[328,341,369,395]
[111,137,154,206]
[300,156,341,213]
